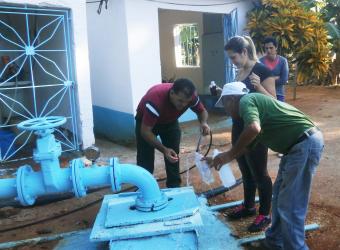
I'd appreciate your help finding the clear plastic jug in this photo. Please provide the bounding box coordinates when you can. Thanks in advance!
[213,149,236,188]
[195,152,214,184]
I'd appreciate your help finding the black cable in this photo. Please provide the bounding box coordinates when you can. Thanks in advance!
[97,0,108,14]
[144,0,245,6]
[204,130,213,157]
[199,178,242,198]
[86,0,108,15]
[196,130,213,157]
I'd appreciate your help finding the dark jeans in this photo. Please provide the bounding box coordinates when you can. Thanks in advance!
[135,119,181,188]
[232,119,272,215]
[277,95,285,102]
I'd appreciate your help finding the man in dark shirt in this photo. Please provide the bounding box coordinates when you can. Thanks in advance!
[260,37,289,102]
[135,78,210,187]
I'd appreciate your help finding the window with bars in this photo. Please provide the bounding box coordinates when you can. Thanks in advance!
[0,5,79,163]
[173,24,200,68]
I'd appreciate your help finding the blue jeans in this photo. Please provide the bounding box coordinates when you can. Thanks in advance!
[277,95,285,102]
[265,130,324,250]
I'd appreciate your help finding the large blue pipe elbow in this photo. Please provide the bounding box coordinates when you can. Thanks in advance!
[119,163,161,200]
[110,158,168,211]
[70,158,168,211]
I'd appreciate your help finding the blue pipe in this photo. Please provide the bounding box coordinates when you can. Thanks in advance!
[81,165,111,187]
[33,130,63,191]
[0,117,168,211]
[70,157,168,211]
[0,178,16,199]
[118,163,162,200]
[0,158,168,211]
[237,223,320,245]
[0,229,91,250]
[112,159,168,211]
[209,197,260,212]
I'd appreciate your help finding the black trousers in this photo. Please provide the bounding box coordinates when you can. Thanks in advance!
[232,119,272,215]
[135,119,181,188]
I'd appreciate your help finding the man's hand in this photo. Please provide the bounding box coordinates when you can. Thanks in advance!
[203,151,233,170]
[200,122,211,136]
[164,148,179,163]
[216,86,223,96]
[249,73,261,90]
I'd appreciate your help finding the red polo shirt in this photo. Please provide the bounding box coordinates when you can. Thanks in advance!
[136,83,205,127]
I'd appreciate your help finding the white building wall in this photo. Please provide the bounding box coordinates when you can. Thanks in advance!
[87,0,252,141]
[86,0,136,142]
[0,0,95,148]
[158,9,204,93]
[123,0,252,112]
[86,0,133,115]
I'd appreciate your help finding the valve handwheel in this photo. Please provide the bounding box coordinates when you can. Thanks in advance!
[18,116,67,131]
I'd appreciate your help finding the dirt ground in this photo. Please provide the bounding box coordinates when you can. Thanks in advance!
[0,86,339,250]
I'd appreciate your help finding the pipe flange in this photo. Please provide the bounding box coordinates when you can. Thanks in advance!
[109,157,121,192]
[16,165,36,206]
[135,192,169,212]
[71,159,87,198]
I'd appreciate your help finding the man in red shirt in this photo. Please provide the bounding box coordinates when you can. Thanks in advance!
[135,78,210,187]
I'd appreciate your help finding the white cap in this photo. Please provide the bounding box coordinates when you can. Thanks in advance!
[215,82,249,108]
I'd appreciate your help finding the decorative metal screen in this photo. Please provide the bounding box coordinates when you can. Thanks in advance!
[0,5,79,163]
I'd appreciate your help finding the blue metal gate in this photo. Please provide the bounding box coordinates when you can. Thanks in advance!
[0,5,79,163]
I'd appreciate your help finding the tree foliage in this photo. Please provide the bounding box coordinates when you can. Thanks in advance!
[246,0,331,84]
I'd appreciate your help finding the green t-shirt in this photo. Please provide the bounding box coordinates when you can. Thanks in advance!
[239,93,315,154]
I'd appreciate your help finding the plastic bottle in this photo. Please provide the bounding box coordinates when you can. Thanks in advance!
[213,149,236,188]
[194,152,214,184]
[209,81,217,96]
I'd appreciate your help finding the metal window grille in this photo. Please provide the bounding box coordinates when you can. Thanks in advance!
[0,5,79,163]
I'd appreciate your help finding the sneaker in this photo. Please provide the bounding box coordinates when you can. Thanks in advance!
[225,204,256,220]
[248,215,271,232]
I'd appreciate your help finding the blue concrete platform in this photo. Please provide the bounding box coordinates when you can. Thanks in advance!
[90,188,203,242]
[53,188,242,250]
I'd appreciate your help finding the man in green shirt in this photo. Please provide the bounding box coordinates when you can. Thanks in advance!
[209,82,324,250]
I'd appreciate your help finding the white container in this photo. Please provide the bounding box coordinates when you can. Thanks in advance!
[218,164,236,187]
[213,149,236,188]
[195,152,214,184]
[209,81,216,88]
